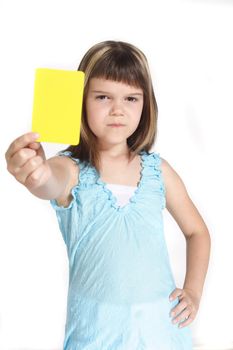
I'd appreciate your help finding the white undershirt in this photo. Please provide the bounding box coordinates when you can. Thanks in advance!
[106,183,137,207]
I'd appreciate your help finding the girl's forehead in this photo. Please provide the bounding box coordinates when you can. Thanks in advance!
[88,77,142,93]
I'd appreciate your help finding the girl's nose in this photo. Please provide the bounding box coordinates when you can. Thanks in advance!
[109,100,124,116]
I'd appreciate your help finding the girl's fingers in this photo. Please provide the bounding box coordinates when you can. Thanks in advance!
[171,304,191,324]
[5,132,39,162]
[27,142,45,162]
[170,299,188,318]
[169,288,183,301]
[172,307,191,325]
[176,313,194,329]
[14,156,44,184]
[169,287,198,328]
[9,148,37,173]
[25,163,48,189]
[25,162,52,190]
[28,142,41,150]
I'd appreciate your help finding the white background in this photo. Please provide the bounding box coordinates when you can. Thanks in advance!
[1,0,233,349]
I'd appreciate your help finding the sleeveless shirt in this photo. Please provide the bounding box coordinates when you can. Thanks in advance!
[50,150,193,350]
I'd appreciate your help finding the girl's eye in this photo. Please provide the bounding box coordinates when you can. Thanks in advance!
[127,97,137,102]
[96,95,109,100]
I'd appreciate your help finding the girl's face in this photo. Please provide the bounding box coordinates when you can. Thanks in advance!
[85,78,143,150]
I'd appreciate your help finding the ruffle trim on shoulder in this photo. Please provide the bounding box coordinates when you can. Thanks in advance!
[78,165,99,187]
[56,151,98,188]
[57,150,81,165]
[141,151,166,209]
[50,182,81,211]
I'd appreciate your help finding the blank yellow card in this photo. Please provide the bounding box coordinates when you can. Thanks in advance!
[31,68,85,145]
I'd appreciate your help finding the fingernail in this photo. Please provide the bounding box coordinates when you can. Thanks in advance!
[33,133,39,139]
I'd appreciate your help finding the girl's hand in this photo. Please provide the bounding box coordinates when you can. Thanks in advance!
[169,287,200,328]
[5,132,51,190]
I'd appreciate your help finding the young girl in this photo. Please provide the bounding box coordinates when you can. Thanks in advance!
[5,40,211,350]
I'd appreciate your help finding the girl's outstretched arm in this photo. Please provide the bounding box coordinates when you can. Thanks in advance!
[5,132,78,206]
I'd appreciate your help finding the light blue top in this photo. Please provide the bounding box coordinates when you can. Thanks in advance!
[50,150,193,350]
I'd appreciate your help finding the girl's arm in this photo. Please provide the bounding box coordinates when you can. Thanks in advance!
[31,155,78,207]
[161,158,211,327]
[5,132,78,206]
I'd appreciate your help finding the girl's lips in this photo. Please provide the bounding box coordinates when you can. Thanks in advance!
[108,124,125,127]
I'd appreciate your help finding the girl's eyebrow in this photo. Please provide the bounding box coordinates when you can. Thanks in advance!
[90,90,143,96]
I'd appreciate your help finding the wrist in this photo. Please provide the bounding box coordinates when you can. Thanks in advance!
[183,286,202,302]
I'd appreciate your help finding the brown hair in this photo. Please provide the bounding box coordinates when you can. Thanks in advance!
[62,40,158,173]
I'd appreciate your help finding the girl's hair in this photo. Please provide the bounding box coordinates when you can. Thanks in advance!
[63,40,158,172]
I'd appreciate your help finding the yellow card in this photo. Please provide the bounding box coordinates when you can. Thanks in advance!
[31,68,85,145]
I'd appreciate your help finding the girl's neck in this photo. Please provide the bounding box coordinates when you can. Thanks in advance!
[99,149,133,163]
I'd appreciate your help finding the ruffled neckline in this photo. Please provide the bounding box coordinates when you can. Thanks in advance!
[59,149,164,212]
[93,150,149,212]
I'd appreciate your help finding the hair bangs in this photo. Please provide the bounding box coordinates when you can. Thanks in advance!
[90,49,144,89]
